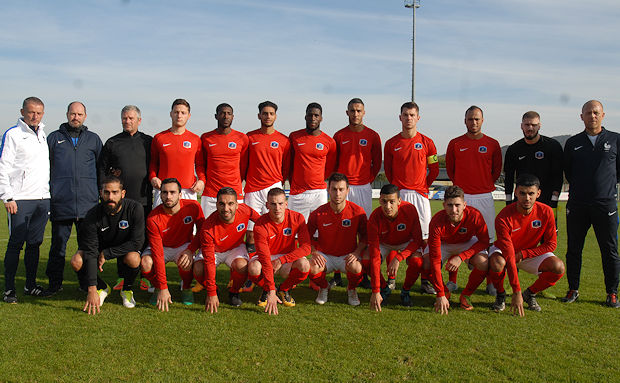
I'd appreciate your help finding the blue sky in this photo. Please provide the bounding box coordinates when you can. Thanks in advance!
[2,0,619,152]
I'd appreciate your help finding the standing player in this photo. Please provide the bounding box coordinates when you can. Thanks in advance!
[445,105,502,294]
[248,188,311,314]
[563,100,620,308]
[1,97,51,303]
[149,99,205,207]
[307,173,367,306]
[430,186,490,315]
[141,178,205,311]
[73,176,144,314]
[504,111,563,208]
[488,174,564,315]
[200,103,248,218]
[333,98,382,216]
[384,102,439,294]
[367,184,424,310]
[288,103,337,221]
[194,187,260,312]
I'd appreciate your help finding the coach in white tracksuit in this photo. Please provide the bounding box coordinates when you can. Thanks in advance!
[0,97,51,303]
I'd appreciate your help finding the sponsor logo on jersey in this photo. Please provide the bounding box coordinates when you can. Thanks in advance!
[228,142,237,149]
[414,143,423,150]
[118,220,129,229]
[359,139,368,146]
[478,146,487,153]
[396,223,406,231]
[531,220,542,228]
[283,227,292,236]
[183,216,193,224]
[236,223,246,232]
[183,141,191,148]
[342,219,351,227]
[458,227,467,234]
[316,143,324,150]
[604,142,611,152]
[535,151,544,159]
[270,141,279,148]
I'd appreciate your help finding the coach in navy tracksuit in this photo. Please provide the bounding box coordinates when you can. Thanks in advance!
[45,101,102,294]
[563,100,620,308]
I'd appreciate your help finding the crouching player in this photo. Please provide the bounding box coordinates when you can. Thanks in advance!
[195,187,260,313]
[141,178,205,311]
[429,186,490,315]
[248,188,311,314]
[76,176,144,314]
[489,174,564,316]
[367,184,424,310]
[307,173,367,306]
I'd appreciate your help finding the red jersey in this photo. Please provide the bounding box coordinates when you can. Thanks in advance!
[428,206,489,297]
[146,199,205,290]
[245,129,291,193]
[307,201,367,257]
[495,202,557,292]
[148,129,205,189]
[333,126,382,185]
[367,201,424,293]
[201,129,249,199]
[253,209,311,291]
[384,132,439,197]
[445,134,502,194]
[288,129,337,195]
[198,203,260,296]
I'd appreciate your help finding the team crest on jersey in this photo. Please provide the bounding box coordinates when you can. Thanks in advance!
[535,151,544,159]
[236,223,246,232]
[183,216,193,224]
[458,227,467,234]
[478,146,487,153]
[118,220,129,229]
[316,143,324,150]
[531,220,542,228]
[270,141,279,148]
[414,143,423,150]
[228,142,237,149]
[604,142,611,152]
[359,139,368,146]
[396,223,406,231]
[183,141,191,148]
[342,219,352,227]
[283,227,292,236]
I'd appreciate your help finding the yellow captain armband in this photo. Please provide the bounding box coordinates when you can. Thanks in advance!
[427,154,438,164]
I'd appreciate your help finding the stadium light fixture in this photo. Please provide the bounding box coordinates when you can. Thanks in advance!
[404,0,421,102]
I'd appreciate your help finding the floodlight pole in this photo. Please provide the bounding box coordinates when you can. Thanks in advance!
[404,0,420,102]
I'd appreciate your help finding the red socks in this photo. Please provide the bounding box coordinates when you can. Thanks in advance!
[402,256,423,291]
[229,269,248,293]
[529,271,564,294]
[347,271,363,290]
[488,269,506,294]
[309,270,329,289]
[248,273,267,290]
[280,268,309,291]
[178,266,194,290]
[462,268,487,296]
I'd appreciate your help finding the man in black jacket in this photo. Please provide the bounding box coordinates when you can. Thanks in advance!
[46,101,102,295]
[73,176,144,315]
[563,100,620,308]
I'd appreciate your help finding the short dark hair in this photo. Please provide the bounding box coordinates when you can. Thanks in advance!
[217,187,238,200]
[400,101,419,114]
[172,99,190,112]
[516,173,540,189]
[347,98,364,108]
[380,184,399,197]
[306,102,322,114]
[444,185,464,200]
[22,97,44,109]
[267,187,286,198]
[258,101,278,113]
[465,105,483,118]
[100,175,124,190]
[161,178,182,192]
[67,101,86,113]
[522,111,540,121]
[216,103,233,114]
[328,172,349,188]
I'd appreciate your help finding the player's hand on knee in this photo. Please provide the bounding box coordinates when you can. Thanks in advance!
[178,250,193,270]
[445,256,462,272]
[205,295,219,314]
[387,258,400,276]
[344,253,358,266]
[311,253,326,269]
[434,296,449,315]
[98,252,106,272]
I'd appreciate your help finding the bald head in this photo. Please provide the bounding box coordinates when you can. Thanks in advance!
[581,99,605,134]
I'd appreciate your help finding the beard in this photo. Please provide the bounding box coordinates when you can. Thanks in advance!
[104,200,121,214]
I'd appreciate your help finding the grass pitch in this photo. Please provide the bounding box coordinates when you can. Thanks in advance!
[0,202,618,382]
